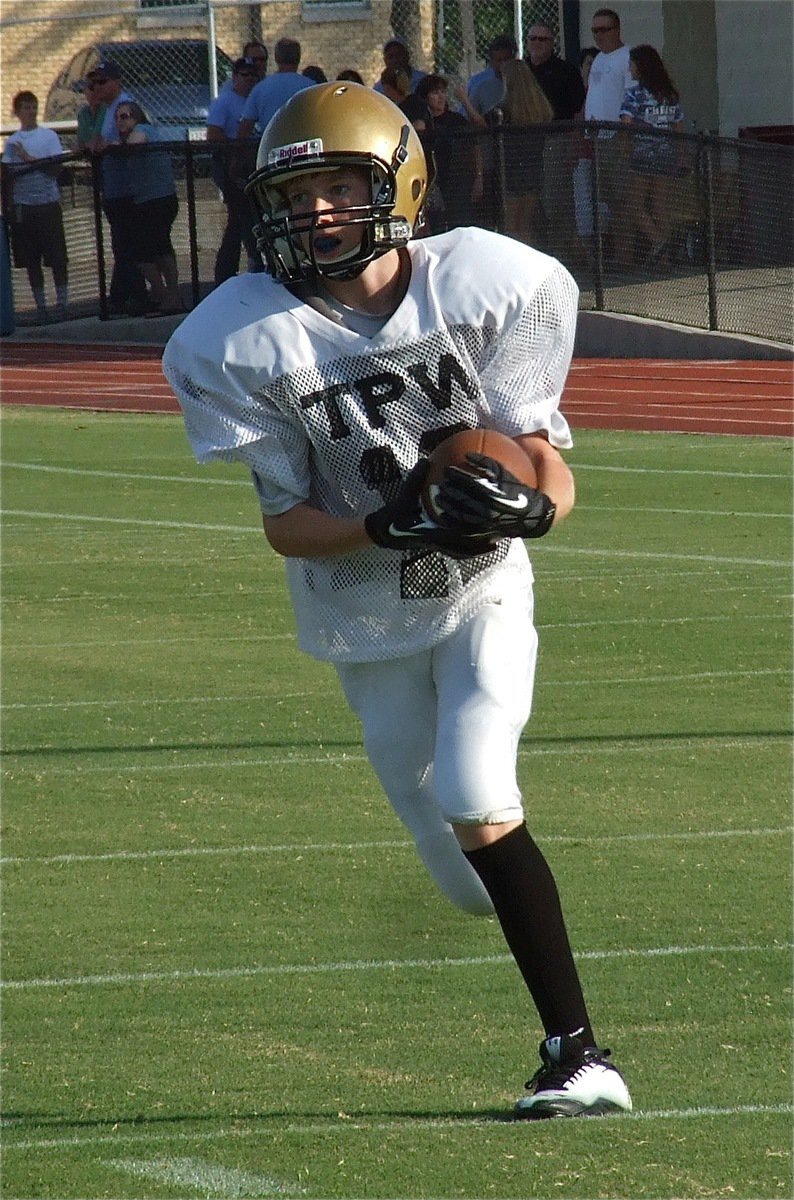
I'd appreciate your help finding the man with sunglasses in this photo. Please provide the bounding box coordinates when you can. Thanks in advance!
[585,9,633,124]
[582,9,635,262]
[84,59,148,314]
[525,23,586,260]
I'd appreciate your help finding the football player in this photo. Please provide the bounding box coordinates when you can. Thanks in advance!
[163,82,632,1119]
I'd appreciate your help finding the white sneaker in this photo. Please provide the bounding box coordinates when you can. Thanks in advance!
[515,1032,632,1119]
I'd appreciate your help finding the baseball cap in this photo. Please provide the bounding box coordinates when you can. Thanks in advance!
[87,60,121,80]
[383,35,409,51]
[233,56,257,72]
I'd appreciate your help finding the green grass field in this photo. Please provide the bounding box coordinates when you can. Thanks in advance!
[1,406,792,1199]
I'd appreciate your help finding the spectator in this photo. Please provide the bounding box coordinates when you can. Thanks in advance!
[115,102,181,314]
[207,57,261,285]
[84,59,148,315]
[583,8,634,256]
[237,38,314,141]
[242,41,268,81]
[2,91,69,323]
[302,65,328,84]
[416,74,482,232]
[571,48,602,263]
[488,59,553,245]
[620,44,686,266]
[525,23,586,260]
[373,36,426,94]
[586,9,633,122]
[379,68,432,134]
[466,33,517,120]
[465,34,517,230]
[337,69,364,85]
[76,78,106,156]
[525,24,585,120]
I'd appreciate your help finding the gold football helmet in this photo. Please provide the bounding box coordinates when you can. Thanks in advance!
[245,82,429,282]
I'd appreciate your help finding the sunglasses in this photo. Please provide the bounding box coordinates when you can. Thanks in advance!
[528,36,553,41]
[592,24,617,33]
[89,77,109,85]
[116,112,134,120]
[236,71,256,78]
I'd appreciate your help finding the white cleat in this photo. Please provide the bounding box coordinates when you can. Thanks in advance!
[515,1032,632,1119]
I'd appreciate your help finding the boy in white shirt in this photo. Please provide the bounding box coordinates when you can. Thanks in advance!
[2,91,69,322]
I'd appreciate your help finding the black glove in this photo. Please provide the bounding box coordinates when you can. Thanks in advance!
[365,460,498,558]
[436,453,556,540]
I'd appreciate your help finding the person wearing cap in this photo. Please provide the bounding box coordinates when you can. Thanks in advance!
[237,38,314,142]
[84,59,148,314]
[207,57,262,285]
[373,36,426,94]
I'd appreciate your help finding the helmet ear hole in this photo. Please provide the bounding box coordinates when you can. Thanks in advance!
[411,179,422,201]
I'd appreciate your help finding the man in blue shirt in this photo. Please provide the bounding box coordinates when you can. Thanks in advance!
[237,38,314,142]
[207,57,261,284]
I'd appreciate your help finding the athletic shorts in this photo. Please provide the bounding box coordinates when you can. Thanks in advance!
[10,202,68,273]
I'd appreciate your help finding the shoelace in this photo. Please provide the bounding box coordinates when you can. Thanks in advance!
[525,1046,613,1092]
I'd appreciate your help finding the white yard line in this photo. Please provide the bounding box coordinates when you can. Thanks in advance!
[2,942,789,992]
[3,666,789,711]
[3,459,791,481]
[109,1156,303,1197]
[3,1103,791,1155]
[4,734,785,777]
[2,827,789,868]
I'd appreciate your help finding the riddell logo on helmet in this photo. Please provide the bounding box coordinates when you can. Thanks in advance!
[268,138,323,166]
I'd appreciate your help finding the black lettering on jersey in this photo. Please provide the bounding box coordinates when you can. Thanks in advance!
[407,354,478,412]
[300,383,351,441]
[355,372,406,429]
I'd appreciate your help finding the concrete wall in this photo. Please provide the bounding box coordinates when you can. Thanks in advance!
[715,0,794,136]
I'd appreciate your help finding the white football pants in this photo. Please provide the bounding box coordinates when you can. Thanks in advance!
[335,578,538,916]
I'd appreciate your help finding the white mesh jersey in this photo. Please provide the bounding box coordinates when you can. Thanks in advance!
[163,227,577,663]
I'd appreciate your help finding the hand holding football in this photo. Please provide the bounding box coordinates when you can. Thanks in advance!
[421,429,538,523]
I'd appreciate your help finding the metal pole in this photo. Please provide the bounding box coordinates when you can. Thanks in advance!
[701,136,719,331]
[91,154,109,320]
[184,137,200,309]
[207,1,218,100]
[591,125,605,311]
[514,0,524,60]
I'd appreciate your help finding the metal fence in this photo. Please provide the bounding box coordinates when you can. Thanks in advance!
[2,121,793,343]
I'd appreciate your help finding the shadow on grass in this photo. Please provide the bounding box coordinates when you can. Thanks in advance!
[2,1105,517,1134]
[2,728,791,760]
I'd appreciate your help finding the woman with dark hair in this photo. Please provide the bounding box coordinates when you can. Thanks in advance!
[619,44,685,266]
[416,74,483,233]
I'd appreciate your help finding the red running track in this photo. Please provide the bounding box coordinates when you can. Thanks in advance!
[1,342,792,436]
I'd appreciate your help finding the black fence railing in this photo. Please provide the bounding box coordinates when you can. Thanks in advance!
[2,122,792,343]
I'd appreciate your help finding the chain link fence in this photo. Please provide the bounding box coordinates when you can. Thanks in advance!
[0,0,570,133]
[2,121,791,342]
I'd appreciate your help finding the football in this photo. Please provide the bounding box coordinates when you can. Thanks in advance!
[421,429,538,523]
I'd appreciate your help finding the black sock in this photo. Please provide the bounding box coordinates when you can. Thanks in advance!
[464,823,596,1044]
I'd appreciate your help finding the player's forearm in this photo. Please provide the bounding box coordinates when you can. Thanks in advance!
[262,503,371,557]
[516,435,576,524]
